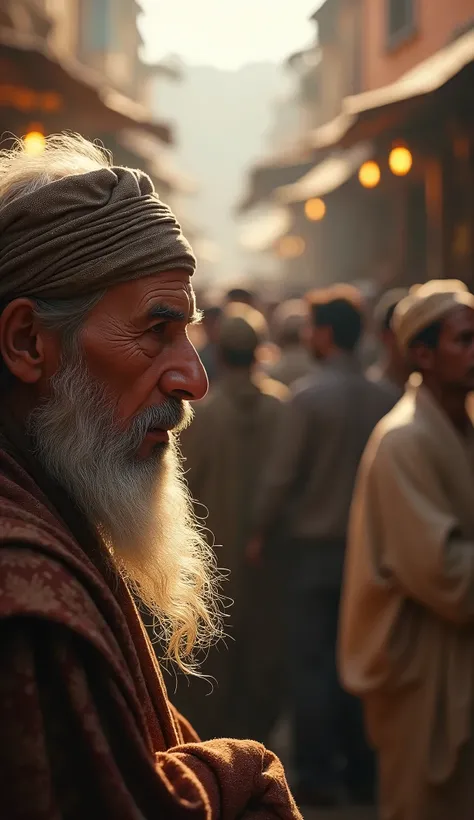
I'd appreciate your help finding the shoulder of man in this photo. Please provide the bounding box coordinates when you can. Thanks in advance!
[361,373,403,412]
[291,366,352,410]
[364,393,426,471]
[255,374,290,403]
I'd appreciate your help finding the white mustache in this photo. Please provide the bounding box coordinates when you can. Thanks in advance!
[128,400,193,449]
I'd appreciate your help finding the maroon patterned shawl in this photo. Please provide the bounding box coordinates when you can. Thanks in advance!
[0,426,300,820]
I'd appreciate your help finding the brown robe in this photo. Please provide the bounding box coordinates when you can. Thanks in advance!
[0,428,300,819]
[176,371,287,741]
[339,385,474,819]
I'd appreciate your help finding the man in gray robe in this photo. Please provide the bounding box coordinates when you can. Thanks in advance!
[340,280,474,819]
[251,285,398,807]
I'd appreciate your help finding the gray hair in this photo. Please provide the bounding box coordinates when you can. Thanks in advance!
[0,292,105,391]
[33,292,105,354]
[0,133,110,211]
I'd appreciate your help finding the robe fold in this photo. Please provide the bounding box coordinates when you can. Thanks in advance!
[0,432,300,820]
[339,385,474,819]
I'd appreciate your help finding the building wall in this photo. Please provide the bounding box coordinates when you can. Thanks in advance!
[46,0,80,57]
[362,0,474,91]
[310,0,364,127]
[102,0,143,98]
[339,0,363,95]
[48,0,142,99]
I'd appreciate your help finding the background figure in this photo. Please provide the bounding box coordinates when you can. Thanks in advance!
[366,288,410,395]
[174,302,288,742]
[340,280,474,820]
[266,299,316,387]
[251,285,399,807]
[198,304,223,385]
[225,287,257,307]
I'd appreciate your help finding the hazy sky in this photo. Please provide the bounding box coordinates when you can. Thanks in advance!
[139,0,321,70]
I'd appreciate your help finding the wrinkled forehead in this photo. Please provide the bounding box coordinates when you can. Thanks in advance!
[89,270,197,324]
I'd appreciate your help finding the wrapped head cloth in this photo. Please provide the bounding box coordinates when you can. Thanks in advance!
[392,280,474,351]
[0,165,196,305]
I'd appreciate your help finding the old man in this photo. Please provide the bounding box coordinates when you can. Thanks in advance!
[340,280,474,819]
[0,133,300,819]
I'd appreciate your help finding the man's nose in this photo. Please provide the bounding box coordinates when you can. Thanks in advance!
[160,344,209,402]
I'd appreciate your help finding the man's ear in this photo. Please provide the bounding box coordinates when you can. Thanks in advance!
[0,298,46,385]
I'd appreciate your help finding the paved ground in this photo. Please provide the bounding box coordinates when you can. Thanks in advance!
[270,720,378,820]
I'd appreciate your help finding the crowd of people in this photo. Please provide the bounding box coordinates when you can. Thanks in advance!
[172,283,401,805]
[174,277,474,820]
[0,133,474,820]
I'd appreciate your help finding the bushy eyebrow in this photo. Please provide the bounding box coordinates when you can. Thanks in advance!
[148,303,203,324]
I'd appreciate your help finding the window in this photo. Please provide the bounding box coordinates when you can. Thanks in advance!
[386,0,416,48]
[80,0,111,52]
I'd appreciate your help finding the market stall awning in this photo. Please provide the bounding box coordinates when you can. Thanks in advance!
[309,28,474,150]
[276,142,372,204]
[238,205,292,252]
[237,148,315,213]
[0,27,172,142]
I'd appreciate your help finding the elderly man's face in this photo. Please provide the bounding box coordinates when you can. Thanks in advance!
[73,270,207,457]
[18,270,216,659]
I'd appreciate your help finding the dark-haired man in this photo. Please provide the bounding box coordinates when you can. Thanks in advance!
[340,280,474,819]
[250,286,397,806]
[366,288,409,395]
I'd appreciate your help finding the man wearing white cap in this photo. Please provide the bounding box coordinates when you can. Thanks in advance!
[339,280,474,819]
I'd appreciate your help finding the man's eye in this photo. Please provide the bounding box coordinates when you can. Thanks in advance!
[151,323,167,335]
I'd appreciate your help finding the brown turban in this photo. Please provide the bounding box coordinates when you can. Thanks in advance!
[0,166,196,304]
[393,279,474,351]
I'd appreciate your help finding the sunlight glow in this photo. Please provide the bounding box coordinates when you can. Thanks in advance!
[138,0,323,70]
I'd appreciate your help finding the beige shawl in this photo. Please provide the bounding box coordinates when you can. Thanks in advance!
[339,385,474,783]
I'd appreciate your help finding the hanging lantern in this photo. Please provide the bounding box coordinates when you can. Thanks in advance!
[358,161,381,189]
[305,197,326,221]
[389,146,413,176]
[24,126,46,157]
[276,235,306,259]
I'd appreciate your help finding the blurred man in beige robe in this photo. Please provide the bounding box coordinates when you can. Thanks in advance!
[174,303,287,742]
[340,280,474,819]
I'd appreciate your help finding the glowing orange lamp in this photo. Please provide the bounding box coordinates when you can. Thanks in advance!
[389,146,413,176]
[358,161,381,189]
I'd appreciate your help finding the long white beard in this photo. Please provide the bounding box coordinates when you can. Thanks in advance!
[28,352,221,671]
